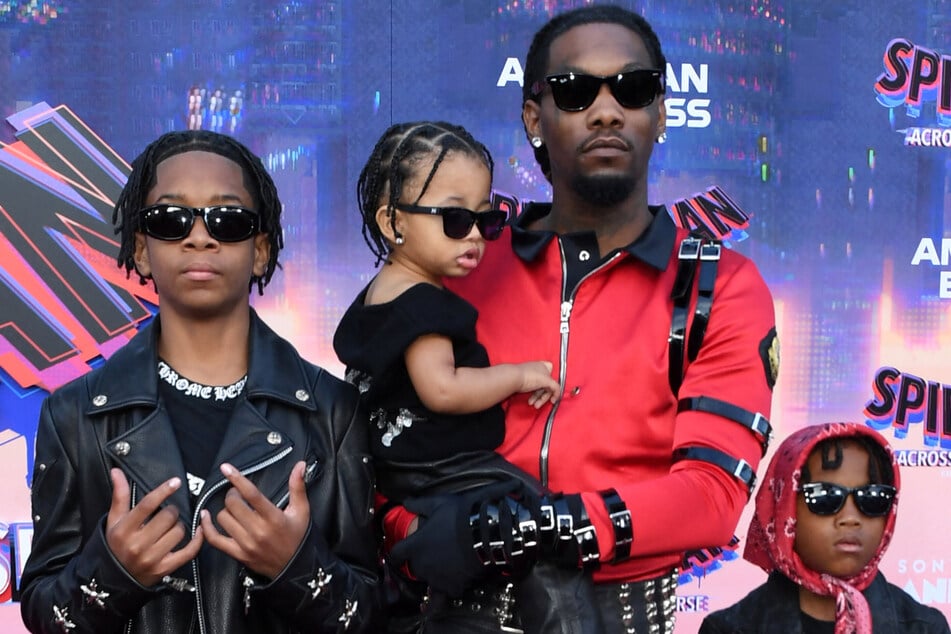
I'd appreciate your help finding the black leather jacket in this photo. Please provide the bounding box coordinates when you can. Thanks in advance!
[699,571,950,633]
[20,311,383,634]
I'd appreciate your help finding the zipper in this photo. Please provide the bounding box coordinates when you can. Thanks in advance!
[538,246,622,487]
[123,483,138,634]
[190,445,294,634]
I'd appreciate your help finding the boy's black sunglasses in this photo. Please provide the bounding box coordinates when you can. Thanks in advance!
[394,203,507,240]
[800,482,896,517]
[530,69,665,112]
[139,204,260,242]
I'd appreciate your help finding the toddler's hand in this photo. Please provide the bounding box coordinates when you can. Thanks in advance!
[517,361,560,408]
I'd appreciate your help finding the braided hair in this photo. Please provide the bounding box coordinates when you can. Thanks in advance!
[801,436,895,487]
[356,121,495,266]
[522,5,667,181]
[113,130,284,295]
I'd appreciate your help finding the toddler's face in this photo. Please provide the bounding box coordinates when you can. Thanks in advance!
[794,440,887,578]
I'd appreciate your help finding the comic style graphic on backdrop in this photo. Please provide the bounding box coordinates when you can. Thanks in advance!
[1,1,950,630]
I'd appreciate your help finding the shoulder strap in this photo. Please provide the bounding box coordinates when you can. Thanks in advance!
[668,234,721,395]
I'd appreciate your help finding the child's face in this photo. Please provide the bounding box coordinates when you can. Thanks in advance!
[387,152,494,281]
[794,440,887,578]
[133,150,269,316]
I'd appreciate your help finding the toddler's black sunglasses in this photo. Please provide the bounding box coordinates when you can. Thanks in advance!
[395,204,507,240]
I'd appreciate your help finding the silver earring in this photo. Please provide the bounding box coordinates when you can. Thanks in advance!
[531,136,543,148]
[395,236,404,245]
[656,132,667,144]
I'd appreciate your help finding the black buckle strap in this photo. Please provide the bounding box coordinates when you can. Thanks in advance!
[535,494,600,571]
[470,500,504,567]
[470,498,540,575]
[673,446,756,494]
[677,396,772,456]
[573,497,600,571]
[668,237,701,396]
[599,488,633,563]
[687,241,720,362]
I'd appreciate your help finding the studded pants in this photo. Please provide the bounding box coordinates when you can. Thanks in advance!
[412,569,678,634]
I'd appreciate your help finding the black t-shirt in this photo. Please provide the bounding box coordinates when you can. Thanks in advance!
[800,610,835,634]
[333,283,505,462]
[156,360,245,503]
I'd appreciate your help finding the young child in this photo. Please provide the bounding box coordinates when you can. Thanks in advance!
[333,121,601,633]
[700,422,950,633]
[20,130,382,633]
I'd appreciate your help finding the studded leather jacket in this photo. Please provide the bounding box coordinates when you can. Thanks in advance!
[19,311,383,634]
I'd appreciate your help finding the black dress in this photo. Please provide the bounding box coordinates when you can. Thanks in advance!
[333,282,526,500]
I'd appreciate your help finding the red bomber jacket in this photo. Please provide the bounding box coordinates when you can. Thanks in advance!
[394,203,778,585]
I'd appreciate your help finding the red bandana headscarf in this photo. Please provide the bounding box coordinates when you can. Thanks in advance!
[744,422,899,634]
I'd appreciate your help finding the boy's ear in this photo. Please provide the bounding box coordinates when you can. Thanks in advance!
[133,233,152,278]
[252,233,270,278]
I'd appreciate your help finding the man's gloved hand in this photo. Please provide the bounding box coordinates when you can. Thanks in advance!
[387,479,521,598]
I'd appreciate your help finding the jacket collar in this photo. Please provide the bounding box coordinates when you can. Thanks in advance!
[510,202,676,271]
[766,571,899,629]
[85,308,318,415]
[88,309,314,524]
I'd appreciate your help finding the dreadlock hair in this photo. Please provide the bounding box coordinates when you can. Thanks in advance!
[356,121,495,266]
[522,5,668,181]
[801,436,895,487]
[113,130,284,295]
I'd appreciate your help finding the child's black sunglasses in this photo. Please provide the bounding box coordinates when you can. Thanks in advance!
[800,482,896,517]
[395,204,507,240]
[138,204,260,242]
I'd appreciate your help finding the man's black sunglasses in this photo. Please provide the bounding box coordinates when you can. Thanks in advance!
[531,69,665,112]
[138,204,260,243]
[800,482,896,517]
[394,203,507,240]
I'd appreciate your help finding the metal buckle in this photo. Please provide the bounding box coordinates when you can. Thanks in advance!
[538,504,555,532]
[678,237,701,259]
[556,513,574,541]
[518,518,538,549]
[609,509,633,546]
[574,524,600,565]
[699,242,722,260]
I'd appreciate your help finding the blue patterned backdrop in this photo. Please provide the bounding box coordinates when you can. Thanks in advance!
[1,1,950,630]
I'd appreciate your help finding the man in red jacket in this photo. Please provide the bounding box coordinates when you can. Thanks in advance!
[386,6,779,632]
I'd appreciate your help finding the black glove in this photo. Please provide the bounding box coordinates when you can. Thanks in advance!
[388,479,521,597]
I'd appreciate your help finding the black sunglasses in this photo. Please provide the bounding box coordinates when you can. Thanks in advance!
[531,69,665,112]
[139,204,260,243]
[394,203,507,240]
[800,482,896,517]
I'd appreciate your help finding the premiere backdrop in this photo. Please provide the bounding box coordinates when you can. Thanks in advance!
[1,0,950,631]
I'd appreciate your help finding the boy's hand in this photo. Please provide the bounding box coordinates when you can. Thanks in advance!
[201,461,310,580]
[106,469,203,587]
[516,360,561,408]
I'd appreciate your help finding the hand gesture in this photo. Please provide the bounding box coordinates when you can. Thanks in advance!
[200,461,311,580]
[105,469,203,587]
[515,360,560,408]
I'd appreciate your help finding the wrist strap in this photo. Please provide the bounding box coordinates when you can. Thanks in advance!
[599,488,633,563]
[539,494,600,570]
